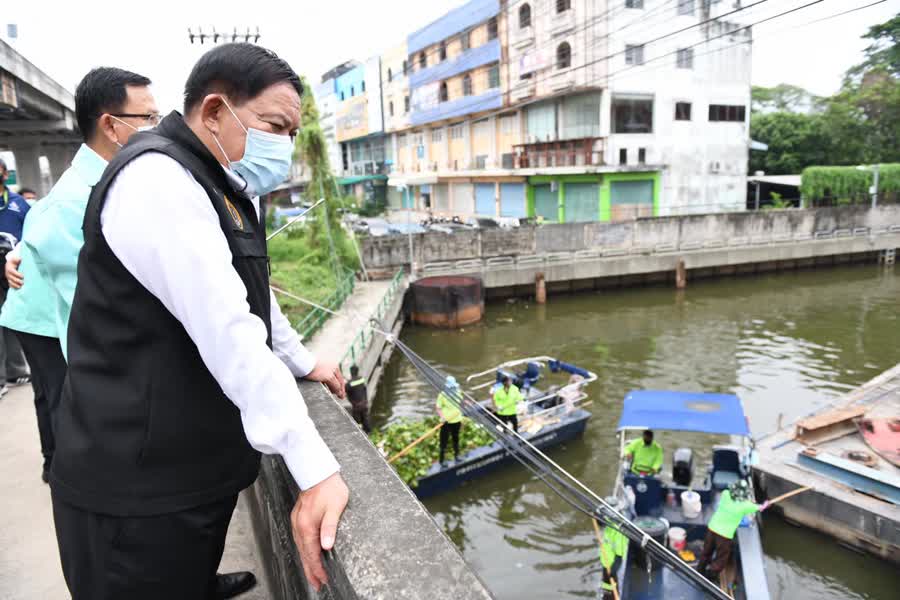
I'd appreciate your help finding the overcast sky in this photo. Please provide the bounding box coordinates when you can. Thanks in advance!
[2,0,897,112]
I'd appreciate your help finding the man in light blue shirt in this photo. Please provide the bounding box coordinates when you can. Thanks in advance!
[1,67,157,484]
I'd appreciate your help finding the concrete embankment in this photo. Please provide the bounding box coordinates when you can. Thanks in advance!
[360,206,900,296]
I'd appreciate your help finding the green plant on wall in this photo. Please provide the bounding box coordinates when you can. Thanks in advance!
[800,164,900,204]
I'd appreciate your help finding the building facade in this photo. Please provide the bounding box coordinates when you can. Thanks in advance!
[325,0,752,221]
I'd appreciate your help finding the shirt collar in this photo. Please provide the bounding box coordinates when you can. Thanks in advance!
[71,144,108,187]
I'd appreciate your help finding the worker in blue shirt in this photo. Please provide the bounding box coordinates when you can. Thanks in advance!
[0,157,31,396]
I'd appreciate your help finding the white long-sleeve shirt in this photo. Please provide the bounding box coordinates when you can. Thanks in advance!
[101,151,339,491]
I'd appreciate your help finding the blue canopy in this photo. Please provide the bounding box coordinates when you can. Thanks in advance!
[617,390,750,436]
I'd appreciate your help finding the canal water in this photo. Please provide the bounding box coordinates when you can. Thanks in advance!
[373,264,900,600]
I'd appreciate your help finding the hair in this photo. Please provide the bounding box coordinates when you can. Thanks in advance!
[0,157,7,173]
[183,43,303,115]
[643,429,654,439]
[350,365,359,377]
[503,376,511,384]
[18,187,36,195]
[75,67,152,143]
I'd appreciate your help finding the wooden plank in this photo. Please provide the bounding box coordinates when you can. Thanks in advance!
[797,405,867,431]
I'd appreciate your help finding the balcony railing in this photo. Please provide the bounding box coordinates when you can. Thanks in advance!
[512,137,605,169]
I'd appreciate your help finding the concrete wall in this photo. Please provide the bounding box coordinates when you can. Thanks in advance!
[360,206,900,269]
[246,381,494,600]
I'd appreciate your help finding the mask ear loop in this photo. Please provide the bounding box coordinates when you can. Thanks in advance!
[109,115,138,148]
[209,100,250,194]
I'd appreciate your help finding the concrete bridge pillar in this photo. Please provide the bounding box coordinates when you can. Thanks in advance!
[44,144,78,186]
[9,143,44,197]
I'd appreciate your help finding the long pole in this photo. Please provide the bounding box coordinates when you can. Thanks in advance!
[387,422,443,464]
[266,197,327,241]
[767,485,812,506]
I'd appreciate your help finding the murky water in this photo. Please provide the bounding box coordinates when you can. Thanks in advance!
[374,264,900,599]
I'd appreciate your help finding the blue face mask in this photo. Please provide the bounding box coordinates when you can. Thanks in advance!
[213,100,294,197]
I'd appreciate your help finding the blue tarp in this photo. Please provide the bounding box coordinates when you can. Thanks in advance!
[617,390,750,436]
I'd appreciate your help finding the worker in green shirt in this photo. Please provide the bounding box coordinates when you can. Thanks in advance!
[697,480,769,578]
[493,376,523,432]
[599,497,628,599]
[623,429,663,475]
[436,375,463,465]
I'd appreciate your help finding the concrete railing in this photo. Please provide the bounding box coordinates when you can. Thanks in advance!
[418,223,900,277]
[245,381,494,600]
[359,206,900,272]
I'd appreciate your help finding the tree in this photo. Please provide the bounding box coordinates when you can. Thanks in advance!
[844,14,900,83]
[749,15,900,174]
[751,84,822,114]
[293,77,355,275]
[749,112,826,174]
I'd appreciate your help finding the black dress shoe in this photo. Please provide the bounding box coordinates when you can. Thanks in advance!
[215,571,256,599]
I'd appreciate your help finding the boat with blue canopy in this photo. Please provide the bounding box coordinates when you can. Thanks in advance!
[411,356,596,499]
[605,390,770,600]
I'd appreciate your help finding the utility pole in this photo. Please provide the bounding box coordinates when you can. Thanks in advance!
[871,164,879,209]
[187,26,260,44]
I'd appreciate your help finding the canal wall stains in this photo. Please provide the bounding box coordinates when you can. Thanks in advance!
[361,206,900,270]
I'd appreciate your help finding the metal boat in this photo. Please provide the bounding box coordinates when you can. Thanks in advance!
[412,357,596,499]
[606,391,771,600]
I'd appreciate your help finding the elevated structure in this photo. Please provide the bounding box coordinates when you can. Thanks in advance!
[0,38,80,196]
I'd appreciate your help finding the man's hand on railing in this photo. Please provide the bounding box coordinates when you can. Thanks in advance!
[291,472,350,591]
[305,360,346,399]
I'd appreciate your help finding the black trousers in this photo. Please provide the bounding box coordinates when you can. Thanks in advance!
[351,405,371,433]
[697,529,735,575]
[16,332,66,470]
[439,421,461,462]
[497,413,518,432]
[52,492,238,600]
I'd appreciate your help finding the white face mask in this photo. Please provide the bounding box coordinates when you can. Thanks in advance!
[109,116,154,147]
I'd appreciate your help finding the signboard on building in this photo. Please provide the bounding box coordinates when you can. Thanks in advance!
[411,81,440,114]
[519,49,550,76]
[336,95,369,142]
[1,74,18,108]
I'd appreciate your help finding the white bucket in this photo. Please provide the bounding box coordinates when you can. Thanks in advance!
[669,527,687,551]
[681,491,702,519]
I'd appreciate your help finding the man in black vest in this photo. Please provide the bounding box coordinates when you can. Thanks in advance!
[51,44,349,599]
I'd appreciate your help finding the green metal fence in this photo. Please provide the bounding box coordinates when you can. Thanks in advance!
[295,267,357,341]
[339,269,405,375]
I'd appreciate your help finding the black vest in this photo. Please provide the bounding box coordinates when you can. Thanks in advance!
[51,112,271,516]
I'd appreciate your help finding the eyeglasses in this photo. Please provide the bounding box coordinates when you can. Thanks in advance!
[110,113,163,127]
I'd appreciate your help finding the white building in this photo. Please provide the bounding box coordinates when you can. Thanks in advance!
[604,0,753,215]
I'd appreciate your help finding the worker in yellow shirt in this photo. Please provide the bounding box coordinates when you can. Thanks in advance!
[493,376,523,432]
[697,480,768,578]
[599,497,628,599]
[436,375,463,465]
[624,429,663,475]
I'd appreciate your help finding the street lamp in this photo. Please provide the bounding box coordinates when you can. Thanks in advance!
[855,164,880,209]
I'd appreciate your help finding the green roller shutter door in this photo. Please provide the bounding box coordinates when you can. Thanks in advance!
[564,182,599,222]
[610,179,654,220]
[533,185,558,222]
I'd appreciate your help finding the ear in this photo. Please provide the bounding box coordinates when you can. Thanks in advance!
[97,114,119,144]
[200,94,226,135]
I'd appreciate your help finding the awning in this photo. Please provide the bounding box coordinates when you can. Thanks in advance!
[338,175,388,185]
[747,174,801,187]
[617,390,750,436]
